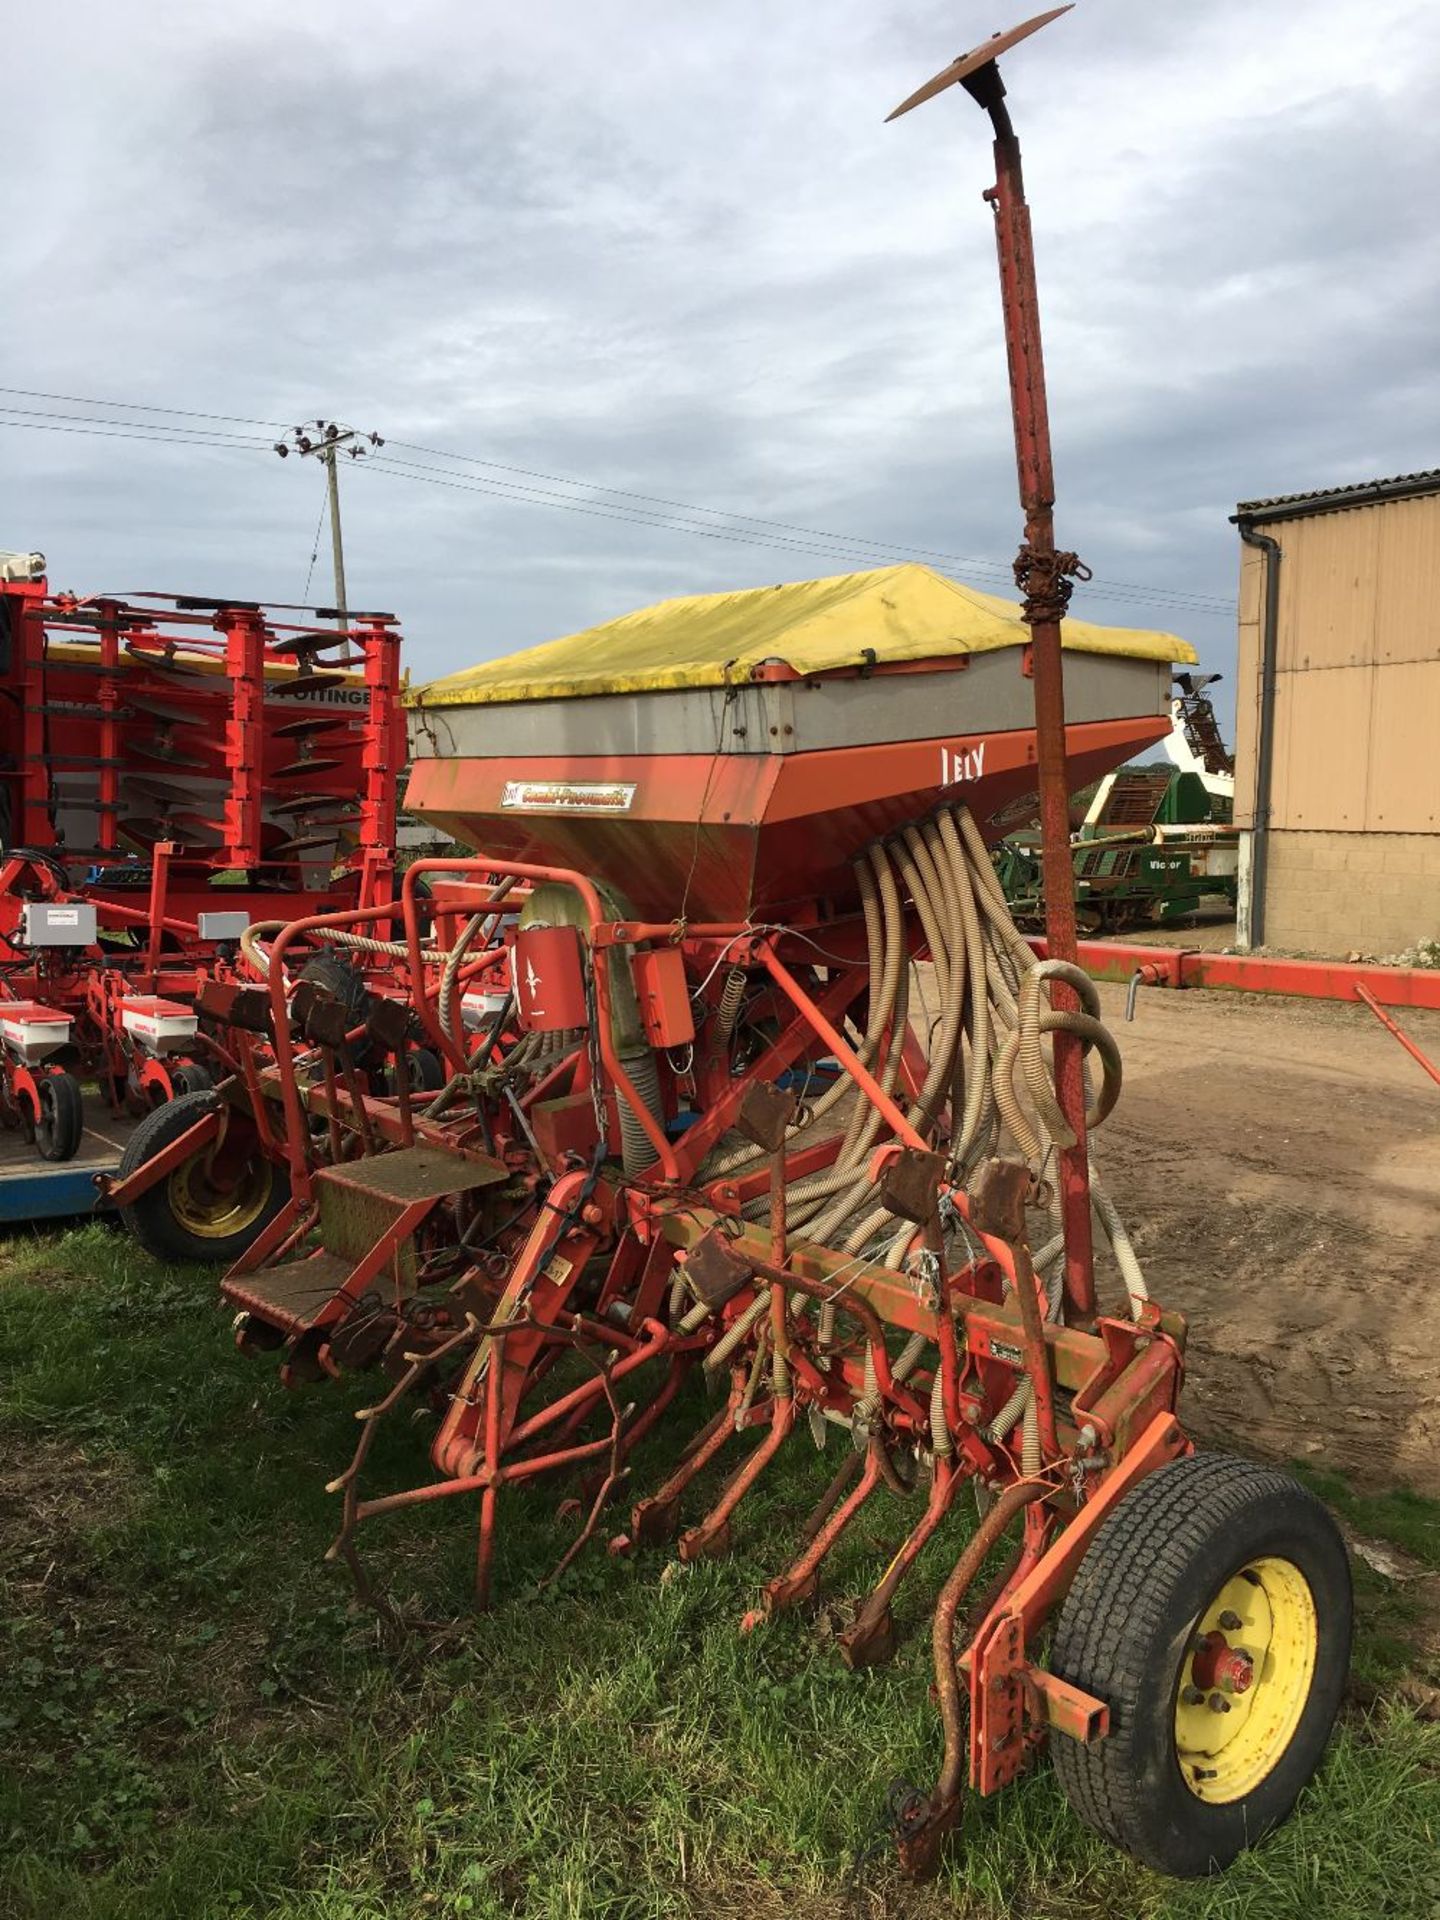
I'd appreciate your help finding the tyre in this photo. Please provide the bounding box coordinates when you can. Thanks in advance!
[299,950,377,1065]
[300,949,371,1022]
[170,1061,215,1096]
[116,1090,289,1265]
[1049,1452,1351,1877]
[35,1072,84,1162]
[386,1046,444,1095]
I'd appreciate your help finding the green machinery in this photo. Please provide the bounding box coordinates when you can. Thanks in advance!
[998,673,1240,935]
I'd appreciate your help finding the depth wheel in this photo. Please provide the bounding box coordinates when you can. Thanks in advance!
[170,1061,214,1096]
[1049,1452,1351,1877]
[385,1046,445,1095]
[35,1072,84,1162]
[116,1091,289,1265]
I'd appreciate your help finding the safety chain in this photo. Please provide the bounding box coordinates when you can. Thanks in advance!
[1012,543,1092,626]
[840,1775,942,1915]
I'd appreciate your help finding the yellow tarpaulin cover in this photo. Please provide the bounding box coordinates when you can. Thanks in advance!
[414,563,1196,708]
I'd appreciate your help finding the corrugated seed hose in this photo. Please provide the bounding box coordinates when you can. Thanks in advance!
[699,800,1149,1463]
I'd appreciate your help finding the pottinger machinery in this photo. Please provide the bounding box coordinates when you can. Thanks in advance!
[0,566,404,1159]
[104,8,1350,1881]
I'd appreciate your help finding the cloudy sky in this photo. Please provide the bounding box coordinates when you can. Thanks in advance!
[5,0,1437,727]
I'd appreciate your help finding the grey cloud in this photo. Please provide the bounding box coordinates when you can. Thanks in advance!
[2,0,1436,728]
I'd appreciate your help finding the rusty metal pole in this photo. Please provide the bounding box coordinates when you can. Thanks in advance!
[888,7,1096,1321]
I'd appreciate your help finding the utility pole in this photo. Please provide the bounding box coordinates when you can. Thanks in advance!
[274,420,384,631]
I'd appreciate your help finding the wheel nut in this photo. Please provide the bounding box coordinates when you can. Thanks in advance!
[1208,1692,1231,1714]
[1181,1685,1205,1707]
[1218,1609,1243,1631]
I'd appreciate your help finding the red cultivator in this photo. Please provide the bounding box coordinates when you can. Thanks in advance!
[0,572,403,1157]
[104,8,1350,1880]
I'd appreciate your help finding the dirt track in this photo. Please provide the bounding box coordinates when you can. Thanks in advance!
[1091,979,1440,1493]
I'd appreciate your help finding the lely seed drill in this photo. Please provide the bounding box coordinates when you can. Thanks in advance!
[107,10,1349,1879]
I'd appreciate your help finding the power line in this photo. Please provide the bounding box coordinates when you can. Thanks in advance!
[0,389,1237,617]
[0,415,272,453]
[355,452,1023,620]
[386,435,1235,613]
[0,383,286,431]
[360,454,1233,617]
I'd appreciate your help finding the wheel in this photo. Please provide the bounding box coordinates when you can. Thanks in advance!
[386,1046,444,1095]
[299,949,377,1065]
[34,1072,84,1162]
[116,1091,289,1265]
[300,949,371,1022]
[170,1061,214,1096]
[1049,1452,1351,1877]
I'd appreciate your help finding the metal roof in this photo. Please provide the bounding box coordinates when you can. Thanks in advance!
[1233,470,1440,525]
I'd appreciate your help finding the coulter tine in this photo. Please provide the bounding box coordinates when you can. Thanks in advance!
[626,1389,741,1548]
[759,1443,886,1617]
[836,1460,964,1670]
[677,1394,797,1565]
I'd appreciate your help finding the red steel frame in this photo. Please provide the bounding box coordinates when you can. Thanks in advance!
[147,837,1188,1857]
[1029,935,1440,1013]
[0,578,405,1136]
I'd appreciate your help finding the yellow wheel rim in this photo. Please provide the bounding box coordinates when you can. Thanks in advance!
[167,1155,274,1241]
[1174,1555,1317,1803]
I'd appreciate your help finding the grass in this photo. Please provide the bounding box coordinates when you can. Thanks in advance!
[2,1223,1438,1920]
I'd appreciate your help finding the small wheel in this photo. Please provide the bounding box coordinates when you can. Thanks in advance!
[388,1047,444,1095]
[171,1061,214,1096]
[299,950,378,1067]
[1049,1452,1351,1876]
[35,1073,85,1161]
[116,1091,289,1265]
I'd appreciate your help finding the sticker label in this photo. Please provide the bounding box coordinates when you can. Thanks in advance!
[988,1338,1025,1365]
[502,780,636,814]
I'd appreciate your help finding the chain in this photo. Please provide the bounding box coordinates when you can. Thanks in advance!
[1013,544,1092,626]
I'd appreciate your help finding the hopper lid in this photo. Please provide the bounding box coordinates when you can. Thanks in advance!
[412,563,1195,709]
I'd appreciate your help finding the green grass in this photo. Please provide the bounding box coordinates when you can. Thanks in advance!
[2,1224,1438,1920]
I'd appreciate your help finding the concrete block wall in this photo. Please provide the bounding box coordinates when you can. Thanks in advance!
[1256,830,1440,954]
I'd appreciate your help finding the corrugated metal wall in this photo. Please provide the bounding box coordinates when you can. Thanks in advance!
[1235,494,1440,834]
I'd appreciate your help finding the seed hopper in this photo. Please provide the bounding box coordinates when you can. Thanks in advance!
[106,8,1350,1880]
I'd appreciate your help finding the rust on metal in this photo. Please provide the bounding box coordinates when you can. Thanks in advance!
[885,7,1073,121]
[734,1077,798,1153]
[878,1143,947,1225]
[683,1228,755,1311]
[968,1156,1033,1242]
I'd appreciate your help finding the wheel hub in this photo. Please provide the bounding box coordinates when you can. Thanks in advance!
[168,1154,274,1241]
[1174,1556,1317,1804]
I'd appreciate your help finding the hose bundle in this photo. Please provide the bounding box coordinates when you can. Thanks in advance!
[713,802,1148,1465]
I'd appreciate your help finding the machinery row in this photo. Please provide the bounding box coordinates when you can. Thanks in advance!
[0,561,403,1161]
